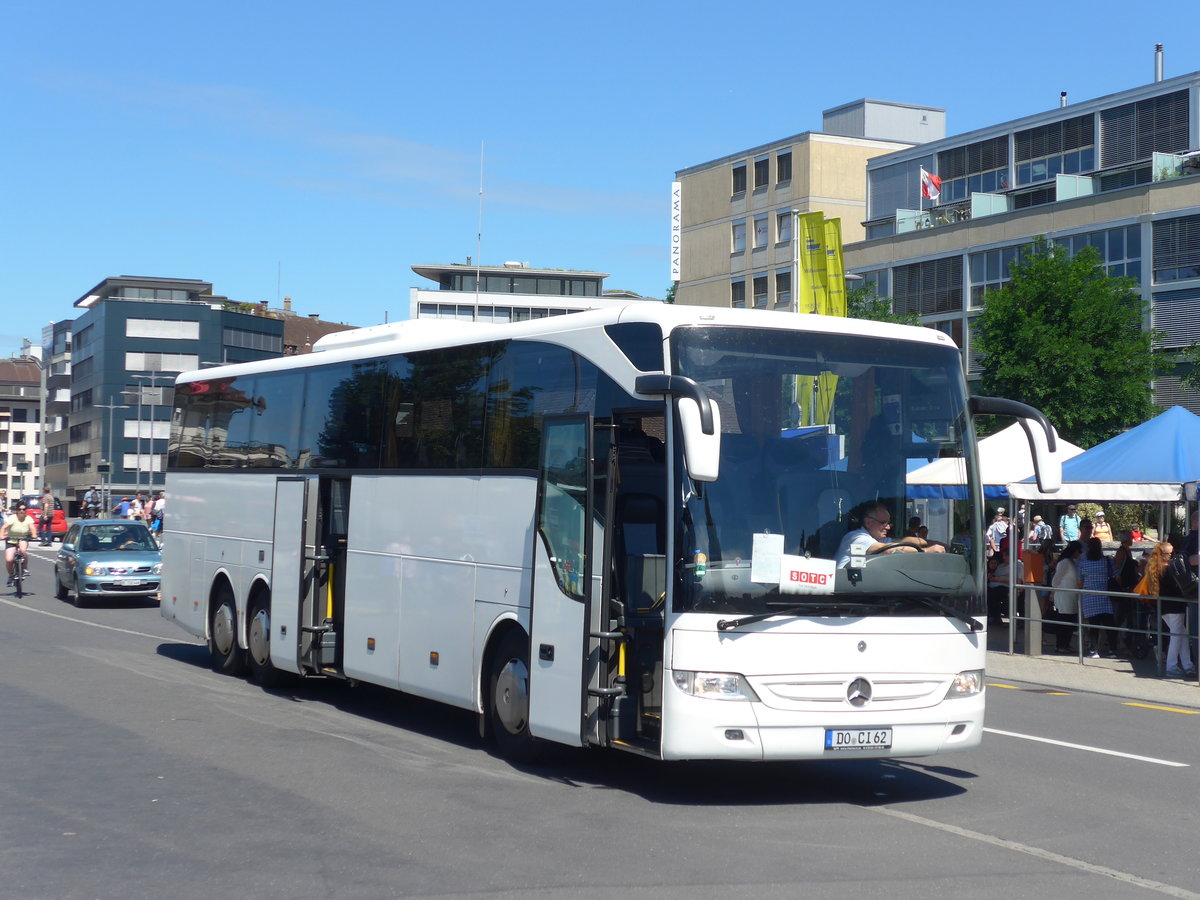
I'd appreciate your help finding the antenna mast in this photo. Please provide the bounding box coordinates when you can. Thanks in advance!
[475,141,484,321]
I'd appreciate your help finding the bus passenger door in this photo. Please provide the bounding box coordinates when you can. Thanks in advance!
[270,477,311,675]
[528,415,594,746]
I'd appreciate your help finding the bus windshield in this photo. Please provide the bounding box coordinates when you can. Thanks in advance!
[670,325,982,618]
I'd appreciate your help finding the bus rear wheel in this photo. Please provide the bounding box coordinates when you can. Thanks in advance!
[209,585,246,676]
[487,630,541,763]
[247,593,287,687]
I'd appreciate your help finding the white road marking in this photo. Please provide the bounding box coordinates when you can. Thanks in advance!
[872,806,1200,899]
[984,726,1188,768]
[0,595,199,643]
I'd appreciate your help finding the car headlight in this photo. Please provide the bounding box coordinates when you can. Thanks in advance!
[946,669,985,698]
[671,670,760,702]
[152,563,163,575]
[83,563,108,576]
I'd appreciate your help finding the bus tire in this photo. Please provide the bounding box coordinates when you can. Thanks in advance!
[247,592,287,687]
[209,584,246,676]
[487,630,541,763]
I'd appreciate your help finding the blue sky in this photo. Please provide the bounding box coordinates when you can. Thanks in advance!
[3,1,1197,353]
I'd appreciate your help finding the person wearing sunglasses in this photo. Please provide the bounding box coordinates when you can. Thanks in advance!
[836,501,944,568]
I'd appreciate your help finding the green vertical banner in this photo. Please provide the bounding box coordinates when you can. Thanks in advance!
[797,212,828,314]
[824,217,846,318]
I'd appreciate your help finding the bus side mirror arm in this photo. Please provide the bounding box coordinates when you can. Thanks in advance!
[635,375,714,435]
[968,395,1061,493]
[635,375,720,482]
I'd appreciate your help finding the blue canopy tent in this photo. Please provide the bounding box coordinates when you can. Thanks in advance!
[1008,406,1200,502]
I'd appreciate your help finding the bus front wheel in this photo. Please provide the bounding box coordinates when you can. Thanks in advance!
[209,585,246,676]
[488,630,540,763]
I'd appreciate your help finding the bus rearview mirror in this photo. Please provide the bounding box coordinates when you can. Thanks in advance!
[679,398,720,482]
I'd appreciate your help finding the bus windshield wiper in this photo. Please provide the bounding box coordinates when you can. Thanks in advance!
[896,596,982,632]
[716,599,884,631]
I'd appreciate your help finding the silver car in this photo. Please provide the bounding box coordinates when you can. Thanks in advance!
[55,520,162,607]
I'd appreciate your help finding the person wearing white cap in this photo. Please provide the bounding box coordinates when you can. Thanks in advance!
[1092,510,1113,542]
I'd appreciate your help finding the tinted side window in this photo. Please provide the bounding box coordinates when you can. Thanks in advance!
[605,322,664,372]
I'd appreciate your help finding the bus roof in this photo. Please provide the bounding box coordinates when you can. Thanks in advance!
[174,304,956,386]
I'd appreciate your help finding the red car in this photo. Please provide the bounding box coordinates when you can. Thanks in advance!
[23,495,69,542]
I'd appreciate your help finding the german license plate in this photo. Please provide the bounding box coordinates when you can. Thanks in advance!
[825,727,892,751]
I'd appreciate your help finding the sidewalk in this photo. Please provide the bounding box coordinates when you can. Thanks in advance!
[986,646,1200,708]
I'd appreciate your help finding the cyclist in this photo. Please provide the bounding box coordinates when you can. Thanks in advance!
[2,502,38,587]
[83,486,100,520]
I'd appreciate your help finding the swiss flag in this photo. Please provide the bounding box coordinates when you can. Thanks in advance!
[920,167,942,201]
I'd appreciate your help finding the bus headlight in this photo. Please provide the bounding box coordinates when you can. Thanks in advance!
[672,670,760,701]
[946,670,985,698]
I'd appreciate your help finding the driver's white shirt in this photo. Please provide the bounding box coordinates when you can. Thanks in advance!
[835,528,891,568]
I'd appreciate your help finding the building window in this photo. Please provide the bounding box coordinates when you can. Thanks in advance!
[731,220,746,254]
[70,389,93,413]
[856,269,890,298]
[122,453,164,473]
[1054,224,1142,283]
[753,216,769,249]
[753,275,768,309]
[754,157,769,189]
[69,454,92,474]
[126,318,200,340]
[223,328,283,353]
[777,211,792,243]
[775,270,792,309]
[894,256,964,316]
[731,280,746,308]
[732,164,747,194]
[969,246,1023,308]
[1152,288,1200,349]
[937,136,1009,204]
[1015,114,1095,186]
[776,152,792,184]
[125,352,199,373]
[69,422,92,442]
[1100,90,1189,168]
[1152,215,1200,283]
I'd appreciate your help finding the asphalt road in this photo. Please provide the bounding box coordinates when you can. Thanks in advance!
[2,543,1198,900]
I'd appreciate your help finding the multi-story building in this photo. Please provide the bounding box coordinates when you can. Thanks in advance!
[65,276,290,509]
[41,321,73,504]
[0,356,43,505]
[844,64,1200,413]
[673,100,943,309]
[409,261,651,320]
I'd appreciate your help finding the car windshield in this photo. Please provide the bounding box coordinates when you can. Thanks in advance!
[670,325,983,618]
[80,525,158,552]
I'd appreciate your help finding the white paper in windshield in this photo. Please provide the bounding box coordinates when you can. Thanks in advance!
[779,554,836,595]
[750,533,784,583]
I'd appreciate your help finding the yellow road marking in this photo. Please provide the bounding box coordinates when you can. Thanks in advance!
[1123,702,1200,716]
[986,682,1020,689]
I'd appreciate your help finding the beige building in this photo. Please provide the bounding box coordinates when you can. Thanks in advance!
[674,100,943,309]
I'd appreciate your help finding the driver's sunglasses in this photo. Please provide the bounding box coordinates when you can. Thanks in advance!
[866,515,892,527]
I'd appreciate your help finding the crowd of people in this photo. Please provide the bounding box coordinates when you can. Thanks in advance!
[990,505,1200,679]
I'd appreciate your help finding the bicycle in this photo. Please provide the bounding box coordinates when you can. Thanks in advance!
[10,545,29,598]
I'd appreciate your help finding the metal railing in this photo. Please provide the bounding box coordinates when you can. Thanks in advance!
[1001,577,1196,680]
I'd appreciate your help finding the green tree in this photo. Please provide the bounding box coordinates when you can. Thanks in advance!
[845,285,920,325]
[973,237,1160,448]
[664,282,677,304]
[1177,344,1200,391]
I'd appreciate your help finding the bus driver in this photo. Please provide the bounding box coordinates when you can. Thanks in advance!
[836,501,944,568]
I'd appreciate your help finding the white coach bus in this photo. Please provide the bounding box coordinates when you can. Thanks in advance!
[161,304,1059,762]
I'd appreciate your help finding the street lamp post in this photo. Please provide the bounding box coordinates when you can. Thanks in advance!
[94,398,129,514]
[130,373,165,496]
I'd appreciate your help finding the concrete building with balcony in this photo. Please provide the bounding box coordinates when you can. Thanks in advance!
[673,100,943,310]
[409,261,653,321]
[0,356,44,505]
[843,63,1200,412]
